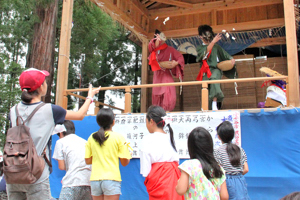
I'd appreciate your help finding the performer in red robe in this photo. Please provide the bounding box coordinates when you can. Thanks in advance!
[148,30,184,111]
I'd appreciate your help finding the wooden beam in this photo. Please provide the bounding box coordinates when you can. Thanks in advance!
[130,0,149,16]
[248,37,286,48]
[149,0,283,18]
[148,18,285,38]
[66,76,288,91]
[152,0,193,8]
[283,0,300,106]
[92,0,148,39]
[56,0,74,108]
[145,1,155,7]
[141,39,149,113]
[148,2,162,9]
[66,92,124,111]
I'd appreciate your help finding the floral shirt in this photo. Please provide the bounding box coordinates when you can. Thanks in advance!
[178,159,226,200]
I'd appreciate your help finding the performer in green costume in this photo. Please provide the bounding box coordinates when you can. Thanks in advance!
[196,25,237,110]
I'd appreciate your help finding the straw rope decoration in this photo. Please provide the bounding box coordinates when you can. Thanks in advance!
[259,67,285,77]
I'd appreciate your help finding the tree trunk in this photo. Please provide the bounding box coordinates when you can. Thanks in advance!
[26,0,59,103]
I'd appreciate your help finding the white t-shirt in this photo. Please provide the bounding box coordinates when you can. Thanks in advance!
[53,134,91,187]
[140,132,179,177]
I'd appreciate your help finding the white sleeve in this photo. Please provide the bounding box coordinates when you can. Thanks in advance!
[140,149,152,177]
[52,140,64,160]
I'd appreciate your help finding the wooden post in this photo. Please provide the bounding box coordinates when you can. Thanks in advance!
[62,91,68,110]
[202,83,209,110]
[286,78,289,107]
[141,39,149,113]
[94,102,100,115]
[211,9,217,26]
[283,0,300,107]
[55,0,74,108]
[124,87,132,113]
[223,10,227,24]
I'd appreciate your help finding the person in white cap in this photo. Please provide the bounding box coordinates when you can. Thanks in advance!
[6,68,100,200]
[53,121,92,200]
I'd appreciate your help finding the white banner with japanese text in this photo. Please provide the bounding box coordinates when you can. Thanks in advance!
[113,111,241,158]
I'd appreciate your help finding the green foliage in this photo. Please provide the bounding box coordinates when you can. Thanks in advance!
[0,0,143,148]
[0,63,22,150]
[0,0,38,148]
[65,0,142,111]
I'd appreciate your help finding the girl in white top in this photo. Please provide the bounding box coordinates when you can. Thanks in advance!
[140,105,183,200]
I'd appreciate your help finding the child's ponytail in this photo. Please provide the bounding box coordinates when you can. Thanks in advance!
[93,127,109,146]
[226,141,241,167]
[146,106,177,152]
[21,89,39,103]
[94,108,115,146]
[167,124,177,152]
[217,121,241,167]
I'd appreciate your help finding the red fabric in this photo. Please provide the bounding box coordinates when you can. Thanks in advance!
[144,162,184,200]
[196,50,212,81]
[261,80,271,88]
[261,82,286,93]
[149,43,168,71]
[148,38,185,111]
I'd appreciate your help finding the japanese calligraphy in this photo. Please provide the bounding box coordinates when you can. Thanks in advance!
[112,111,241,158]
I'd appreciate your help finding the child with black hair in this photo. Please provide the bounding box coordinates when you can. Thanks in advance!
[53,120,92,200]
[85,108,131,200]
[214,121,250,200]
[176,127,228,200]
[140,105,183,200]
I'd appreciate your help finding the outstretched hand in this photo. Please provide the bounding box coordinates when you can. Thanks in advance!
[154,34,161,42]
[88,84,101,98]
[212,33,222,44]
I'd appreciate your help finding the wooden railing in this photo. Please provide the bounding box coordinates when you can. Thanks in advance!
[65,76,288,114]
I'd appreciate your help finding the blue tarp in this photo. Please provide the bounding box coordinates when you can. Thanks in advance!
[50,108,300,200]
[165,27,287,55]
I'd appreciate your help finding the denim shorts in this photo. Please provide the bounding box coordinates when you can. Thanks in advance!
[226,173,250,200]
[90,180,121,196]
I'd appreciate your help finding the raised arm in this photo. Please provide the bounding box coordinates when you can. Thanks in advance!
[65,84,101,120]
[206,33,222,54]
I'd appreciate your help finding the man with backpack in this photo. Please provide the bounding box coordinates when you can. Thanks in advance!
[3,68,100,199]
